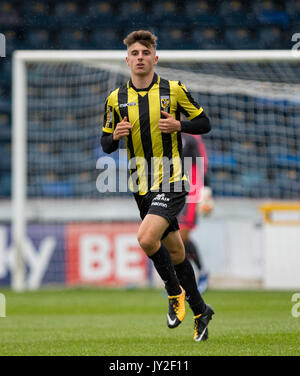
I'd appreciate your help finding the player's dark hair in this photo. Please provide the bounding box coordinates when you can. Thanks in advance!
[123,30,157,49]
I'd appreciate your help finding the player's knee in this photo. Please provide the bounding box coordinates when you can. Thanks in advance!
[180,231,189,244]
[171,253,185,265]
[181,235,187,244]
[169,245,185,265]
[138,233,158,255]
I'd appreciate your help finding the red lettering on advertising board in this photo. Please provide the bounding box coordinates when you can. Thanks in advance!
[66,223,148,286]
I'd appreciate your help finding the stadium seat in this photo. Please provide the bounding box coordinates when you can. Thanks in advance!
[0,173,11,197]
[23,1,55,28]
[0,112,10,126]
[158,28,186,49]
[185,1,223,27]
[0,92,11,112]
[85,1,116,27]
[240,172,265,186]
[287,110,300,130]
[0,64,5,86]
[273,174,300,199]
[23,29,51,49]
[251,0,276,14]
[71,172,96,197]
[41,181,75,197]
[151,1,187,27]
[0,1,22,28]
[209,171,245,196]
[0,124,11,144]
[258,10,289,27]
[0,143,11,170]
[58,30,89,49]
[290,20,300,38]
[257,26,282,49]
[53,2,83,28]
[89,29,123,49]
[186,0,211,17]
[232,142,266,168]
[191,28,227,49]
[252,0,289,25]
[0,62,11,99]
[118,1,149,28]
[185,0,214,18]
[219,0,256,27]
[95,143,121,167]
[224,28,258,49]
[276,153,300,168]
[208,152,237,169]
[251,0,290,27]
[285,0,300,22]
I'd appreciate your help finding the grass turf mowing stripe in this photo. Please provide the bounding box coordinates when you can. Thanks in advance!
[0,289,299,356]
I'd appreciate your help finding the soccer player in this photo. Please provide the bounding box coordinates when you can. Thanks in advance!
[101,30,214,341]
[179,133,214,294]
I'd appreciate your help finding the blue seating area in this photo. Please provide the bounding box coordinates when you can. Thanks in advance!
[1,0,300,199]
[0,0,297,52]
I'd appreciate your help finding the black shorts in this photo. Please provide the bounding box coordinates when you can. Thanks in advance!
[133,191,188,240]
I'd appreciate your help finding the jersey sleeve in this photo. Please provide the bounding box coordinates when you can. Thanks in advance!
[102,92,120,134]
[176,81,203,120]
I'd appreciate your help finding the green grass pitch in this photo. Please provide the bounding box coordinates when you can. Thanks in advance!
[0,288,299,356]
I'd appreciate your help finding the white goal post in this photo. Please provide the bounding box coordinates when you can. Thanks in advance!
[12,49,300,291]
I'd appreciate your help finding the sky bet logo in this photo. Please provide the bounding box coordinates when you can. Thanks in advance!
[0,33,6,57]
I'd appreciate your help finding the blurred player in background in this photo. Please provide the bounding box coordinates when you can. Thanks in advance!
[179,132,214,294]
[101,30,214,341]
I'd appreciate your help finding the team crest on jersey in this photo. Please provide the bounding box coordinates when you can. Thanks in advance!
[160,96,170,111]
[105,106,113,129]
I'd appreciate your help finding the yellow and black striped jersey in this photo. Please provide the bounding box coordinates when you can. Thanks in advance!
[102,73,203,195]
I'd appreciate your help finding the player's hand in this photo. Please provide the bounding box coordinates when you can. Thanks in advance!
[159,111,181,133]
[198,186,214,216]
[113,117,133,141]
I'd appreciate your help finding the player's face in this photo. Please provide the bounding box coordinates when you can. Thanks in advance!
[126,42,158,77]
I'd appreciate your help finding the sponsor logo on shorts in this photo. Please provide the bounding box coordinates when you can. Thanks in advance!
[151,194,170,208]
[151,201,168,208]
[153,193,170,202]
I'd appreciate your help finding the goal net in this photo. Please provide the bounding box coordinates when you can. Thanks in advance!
[9,50,300,290]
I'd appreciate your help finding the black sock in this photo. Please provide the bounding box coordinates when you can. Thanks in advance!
[174,258,206,316]
[149,244,181,296]
[184,240,202,271]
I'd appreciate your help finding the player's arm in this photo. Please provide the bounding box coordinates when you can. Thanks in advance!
[101,132,119,154]
[158,83,211,134]
[180,112,211,135]
[101,117,132,154]
[176,81,211,135]
[100,97,132,154]
[159,110,210,135]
